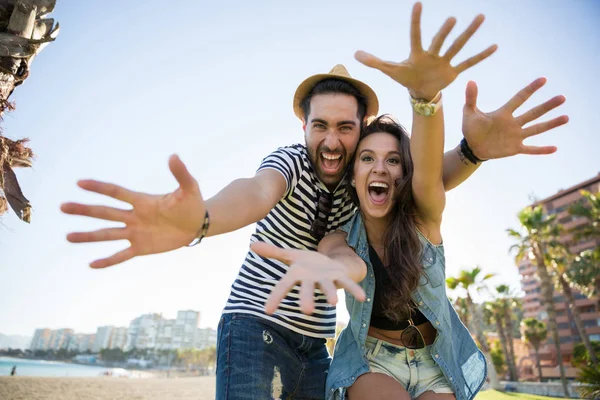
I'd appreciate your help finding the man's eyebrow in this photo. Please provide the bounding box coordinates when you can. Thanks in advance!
[309,119,357,127]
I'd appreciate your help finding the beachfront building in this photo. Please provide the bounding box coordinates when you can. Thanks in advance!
[125,313,163,350]
[48,328,75,350]
[517,173,600,379]
[194,327,217,350]
[110,327,128,350]
[93,326,114,353]
[172,310,200,349]
[155,319,175,350]
[29,328,52,351]
[76,333,96,353]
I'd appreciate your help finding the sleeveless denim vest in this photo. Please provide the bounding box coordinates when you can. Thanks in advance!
[325,212,487,400]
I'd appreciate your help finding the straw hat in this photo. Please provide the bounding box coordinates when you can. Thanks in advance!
[292,64,379,120]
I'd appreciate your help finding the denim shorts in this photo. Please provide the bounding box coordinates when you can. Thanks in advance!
[365,336,454,398]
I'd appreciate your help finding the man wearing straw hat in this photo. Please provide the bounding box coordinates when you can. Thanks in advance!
[62,3,567,398]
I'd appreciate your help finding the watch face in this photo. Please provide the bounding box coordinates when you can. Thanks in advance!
[412,99,437,116]
[416,103,433,116]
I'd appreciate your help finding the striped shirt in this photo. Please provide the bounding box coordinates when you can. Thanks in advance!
[223,144,357,338]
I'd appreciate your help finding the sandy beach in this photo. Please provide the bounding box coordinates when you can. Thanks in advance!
[0,376,216,400]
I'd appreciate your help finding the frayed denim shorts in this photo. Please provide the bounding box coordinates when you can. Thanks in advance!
[365,336,454,398]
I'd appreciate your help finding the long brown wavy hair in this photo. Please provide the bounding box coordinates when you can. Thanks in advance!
[347,115,424,321]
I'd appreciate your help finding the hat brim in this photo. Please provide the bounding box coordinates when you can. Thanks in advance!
[293,73,379,121]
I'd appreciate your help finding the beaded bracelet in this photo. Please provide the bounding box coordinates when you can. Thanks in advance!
[188,210,210,247]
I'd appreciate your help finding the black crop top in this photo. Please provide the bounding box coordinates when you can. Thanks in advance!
[369,245,429,331]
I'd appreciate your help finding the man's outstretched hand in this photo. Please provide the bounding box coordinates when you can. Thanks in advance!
[61,155,206,269]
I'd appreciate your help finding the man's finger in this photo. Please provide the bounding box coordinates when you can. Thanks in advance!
[265,278,297,315]
[251,242,292,265]
[336,277,367,302]
[410,2,424,51]
[504,78,547,112]
[77,180,138,204]
[354,51,395,74]
[61,203,130,223]
[169,154,200,194]
[443,14,485,60]
[455,44,498,74]
[428,17,456,55]
[67,227,128,243]
[464,81,479,110]
[299,280,316,315]
[519,145,558,155]
[515,95,566,126]
[90,247,136,269]
[522,115,569,139]
[317,280,338,306]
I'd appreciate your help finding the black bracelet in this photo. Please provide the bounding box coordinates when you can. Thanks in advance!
[188,210,210,247]
[460,138,487,165]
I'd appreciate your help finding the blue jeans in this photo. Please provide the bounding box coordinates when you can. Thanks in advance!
[216,313,331,399]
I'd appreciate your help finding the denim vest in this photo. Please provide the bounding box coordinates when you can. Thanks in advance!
[325,212,487,400]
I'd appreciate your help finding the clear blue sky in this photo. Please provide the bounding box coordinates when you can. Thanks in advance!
[1,0,598,336]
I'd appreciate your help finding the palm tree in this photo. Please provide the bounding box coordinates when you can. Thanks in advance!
[0,0,59,222]
[569,190,600,242]
[521,317,548,382]
[453,296,470,327]
[508,205,569,397]
[447,267,502,389]
[484,300,514,380]
[494,284,520,381]
[576,364,600,400]
[569,190,600,306]
[549,250,599,365]
[569,250,600,299]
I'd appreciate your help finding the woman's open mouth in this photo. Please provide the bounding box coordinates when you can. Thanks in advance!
[368,181,390,205]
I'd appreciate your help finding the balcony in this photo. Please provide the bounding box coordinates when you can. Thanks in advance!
[563,216,587,231]
[523,293,541,303]
[576,299,598,309]
[519,266,537,276]
[524,310,539,318]
[571,239,599,254]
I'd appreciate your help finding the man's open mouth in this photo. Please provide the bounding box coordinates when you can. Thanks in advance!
[320,152,342,174]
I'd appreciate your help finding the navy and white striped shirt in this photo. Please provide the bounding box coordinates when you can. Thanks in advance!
[223,144,356,338]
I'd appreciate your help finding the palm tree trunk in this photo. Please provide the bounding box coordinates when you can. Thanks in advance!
[596,280,600,312]
[535,249,570,398]
[0,0,59,222]
[558,274,598,364]
[495,316,515,380]
[503,306,519,381]
[533,347,543,382]
[467,298,502,389]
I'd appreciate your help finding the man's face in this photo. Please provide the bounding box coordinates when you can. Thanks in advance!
[303,93,361,190]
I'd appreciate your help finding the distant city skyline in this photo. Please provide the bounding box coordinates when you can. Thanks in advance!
[23,309,217,353]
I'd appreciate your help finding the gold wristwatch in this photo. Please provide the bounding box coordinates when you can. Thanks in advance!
[409,92,442,116]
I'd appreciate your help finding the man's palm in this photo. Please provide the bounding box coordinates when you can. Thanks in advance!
[61,155,206,269]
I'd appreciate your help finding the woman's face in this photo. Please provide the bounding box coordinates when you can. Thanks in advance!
[352,132,403,220]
